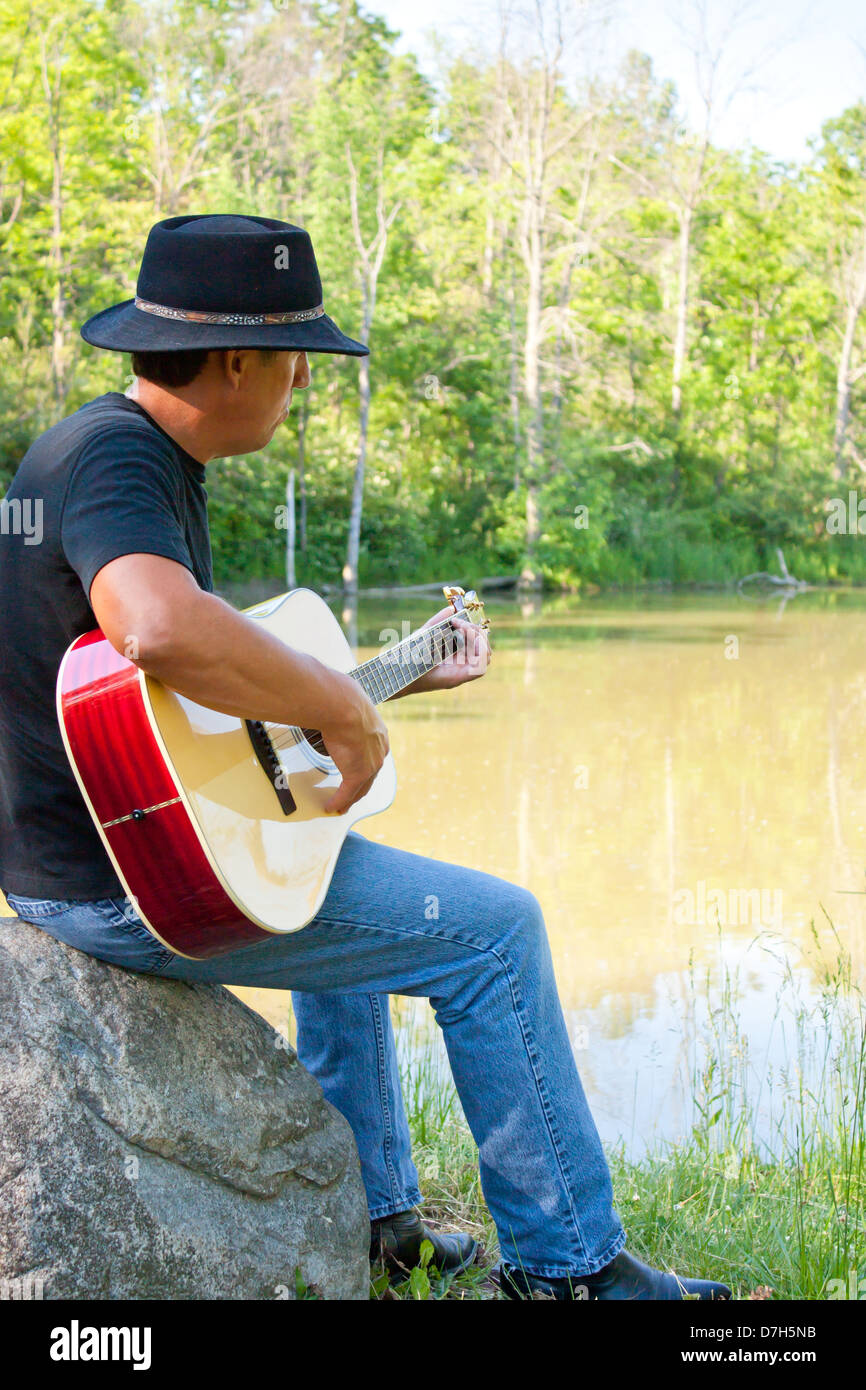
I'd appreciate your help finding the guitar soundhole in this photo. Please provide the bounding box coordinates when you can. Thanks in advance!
[299,726,327,758]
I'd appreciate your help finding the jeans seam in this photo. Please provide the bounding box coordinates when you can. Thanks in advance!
[507,1227,628,1280]
[367,1193,424,1222]
[6,895,76,918]
[493,948,591,1267]
[10,895,175,975]
[102,898,175,970]
[314,910,596,1267]
[369,993,401,1211]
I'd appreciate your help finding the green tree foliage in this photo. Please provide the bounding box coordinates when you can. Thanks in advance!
[3,0,866,591]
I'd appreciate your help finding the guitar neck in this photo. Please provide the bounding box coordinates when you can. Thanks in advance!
[350,617,462,704]
[286,618,462,758]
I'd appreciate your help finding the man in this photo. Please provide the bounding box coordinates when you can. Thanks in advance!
[0,213,730,1300]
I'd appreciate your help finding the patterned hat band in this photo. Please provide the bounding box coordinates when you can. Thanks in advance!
[134,297,325,326]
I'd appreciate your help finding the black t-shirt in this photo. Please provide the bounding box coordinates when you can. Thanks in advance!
[0,392,213,899]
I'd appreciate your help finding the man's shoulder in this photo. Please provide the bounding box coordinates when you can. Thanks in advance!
[15,394,177,488]
[72,395,181,464]
[51,393,172,452]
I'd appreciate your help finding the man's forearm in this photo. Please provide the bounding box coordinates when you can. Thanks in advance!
[129,589,362,731]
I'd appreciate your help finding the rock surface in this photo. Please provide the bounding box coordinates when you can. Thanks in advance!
[0,916,368,1300]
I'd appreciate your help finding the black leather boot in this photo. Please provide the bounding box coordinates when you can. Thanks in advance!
[370,1207,479,1275]
[498,1248,732,1300]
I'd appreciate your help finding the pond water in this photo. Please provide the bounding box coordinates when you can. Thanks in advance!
[233,586,866,1158]
[6,586,864,1159]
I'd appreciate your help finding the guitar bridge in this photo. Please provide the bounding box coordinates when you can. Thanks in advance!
[245,719,297,816]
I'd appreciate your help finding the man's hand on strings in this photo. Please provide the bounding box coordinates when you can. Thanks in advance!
[387,605,492,698]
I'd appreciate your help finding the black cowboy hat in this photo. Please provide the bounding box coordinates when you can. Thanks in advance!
[80,213,369,357]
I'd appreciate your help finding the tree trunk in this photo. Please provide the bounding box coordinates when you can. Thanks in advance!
[671,202,692,416]
[297,397,307,553]
[285,468,296,590]
[508,260,521,490]
[41,33,66,417]
[833,224,866,482]
[342,351,370,595]
[482,23,508,299]
[521,208,544,589]
[342,143,399,596]
[49,144,66,416]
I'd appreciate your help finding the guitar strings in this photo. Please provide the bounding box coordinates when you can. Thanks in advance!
[264,615,474,753]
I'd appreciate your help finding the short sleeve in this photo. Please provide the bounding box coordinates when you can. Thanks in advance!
[61,427,197,597]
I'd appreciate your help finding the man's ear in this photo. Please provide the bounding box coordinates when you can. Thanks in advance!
[221,348,248,390]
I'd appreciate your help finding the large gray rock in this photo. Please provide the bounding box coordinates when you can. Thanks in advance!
[0,916,368,1300]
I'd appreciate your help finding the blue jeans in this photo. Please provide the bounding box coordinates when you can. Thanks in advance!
[6,831,626,1277]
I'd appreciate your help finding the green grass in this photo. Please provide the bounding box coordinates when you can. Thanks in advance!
[374,918,866,1300]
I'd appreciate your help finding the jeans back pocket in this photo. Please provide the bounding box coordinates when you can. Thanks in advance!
[6,894,175,975]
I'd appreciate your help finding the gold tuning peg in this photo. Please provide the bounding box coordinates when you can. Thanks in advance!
[444,584,490,631]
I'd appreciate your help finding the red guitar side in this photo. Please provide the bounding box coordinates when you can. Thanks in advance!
[57,631,270,959]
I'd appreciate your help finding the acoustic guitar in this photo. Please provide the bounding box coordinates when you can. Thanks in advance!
[57,585,489,960]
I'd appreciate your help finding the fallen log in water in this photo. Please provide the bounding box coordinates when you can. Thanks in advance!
[321,575,519,597]
[738,548,809,594]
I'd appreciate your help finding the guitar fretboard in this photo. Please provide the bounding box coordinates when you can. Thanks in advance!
[353,618,462,703]
[293,617,463,757]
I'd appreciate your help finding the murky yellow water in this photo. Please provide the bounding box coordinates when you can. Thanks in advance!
[236,590,866,1151]
[5,590,864,1153]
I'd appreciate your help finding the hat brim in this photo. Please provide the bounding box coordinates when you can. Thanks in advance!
[80,299,369,356]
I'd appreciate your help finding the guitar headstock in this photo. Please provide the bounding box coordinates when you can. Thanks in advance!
[442,584,491,630]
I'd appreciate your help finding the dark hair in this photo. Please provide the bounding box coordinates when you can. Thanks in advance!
[130,347,279,388]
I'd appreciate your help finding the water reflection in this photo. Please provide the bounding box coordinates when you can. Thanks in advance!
[5,581,859,1159]
[275,589,866,1157]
